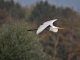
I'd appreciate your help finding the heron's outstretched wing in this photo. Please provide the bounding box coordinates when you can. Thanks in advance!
[36,19,57,34]
[36,23,49,34]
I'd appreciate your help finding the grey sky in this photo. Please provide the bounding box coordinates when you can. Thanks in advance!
[14,0,80,11]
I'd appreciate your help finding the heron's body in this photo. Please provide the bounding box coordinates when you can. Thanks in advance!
[49,26,58,33]
[36,19,63,34]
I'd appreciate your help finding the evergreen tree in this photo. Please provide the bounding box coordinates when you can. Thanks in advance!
[28,0,56,25]
[0,0,25,20]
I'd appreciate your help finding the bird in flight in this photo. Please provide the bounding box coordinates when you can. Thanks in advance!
[27,19,64,34]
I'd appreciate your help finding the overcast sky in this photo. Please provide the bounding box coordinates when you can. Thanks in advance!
[14,0,80,11]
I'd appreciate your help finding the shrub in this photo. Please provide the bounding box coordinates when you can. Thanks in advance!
[0,20,46,60]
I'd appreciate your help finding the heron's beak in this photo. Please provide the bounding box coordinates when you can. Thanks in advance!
[58,28,64,29]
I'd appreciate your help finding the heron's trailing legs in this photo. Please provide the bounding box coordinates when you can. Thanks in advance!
[27,29,37,31]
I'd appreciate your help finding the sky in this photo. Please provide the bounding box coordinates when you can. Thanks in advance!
[14,0,80,12]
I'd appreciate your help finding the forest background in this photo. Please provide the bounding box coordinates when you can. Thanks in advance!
[0,0,80,60]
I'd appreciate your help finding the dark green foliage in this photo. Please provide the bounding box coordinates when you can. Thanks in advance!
[0,21,46,60]
[28,1,55,24]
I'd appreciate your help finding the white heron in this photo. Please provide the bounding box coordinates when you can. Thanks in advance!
[27,19,64,34]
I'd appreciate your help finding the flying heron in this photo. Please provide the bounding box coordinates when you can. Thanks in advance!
[27,19,64,34]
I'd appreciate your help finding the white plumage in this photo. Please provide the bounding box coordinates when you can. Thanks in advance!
[36,19,63,34]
